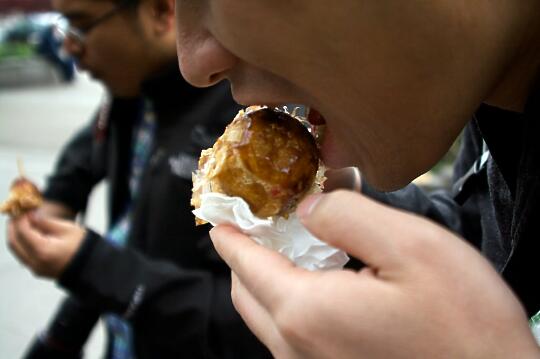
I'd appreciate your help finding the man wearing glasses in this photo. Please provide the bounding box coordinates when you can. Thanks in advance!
[14,0,271,358]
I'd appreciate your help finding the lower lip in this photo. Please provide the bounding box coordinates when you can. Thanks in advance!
[318,129,331,165]
[317,126,345,169]
[306,108,333,165]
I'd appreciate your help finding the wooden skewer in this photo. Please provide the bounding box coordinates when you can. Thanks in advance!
[17,157,25,178]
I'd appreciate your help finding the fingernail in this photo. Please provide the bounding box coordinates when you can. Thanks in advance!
[297,193,324,220]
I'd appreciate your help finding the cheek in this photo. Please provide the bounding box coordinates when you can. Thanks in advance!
[94,39,140,72]
[208,2,297,74]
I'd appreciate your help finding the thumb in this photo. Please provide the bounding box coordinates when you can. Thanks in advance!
[29,212,78,235]
[297,190,429,271]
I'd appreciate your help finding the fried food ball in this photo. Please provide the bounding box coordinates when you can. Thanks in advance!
[0,177,43,217]
[192,107,320,221]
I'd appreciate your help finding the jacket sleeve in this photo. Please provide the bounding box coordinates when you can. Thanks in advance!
[22,296,99,359]
[43,116,106,213]
[58,231,270,358]
[361,121,484,245]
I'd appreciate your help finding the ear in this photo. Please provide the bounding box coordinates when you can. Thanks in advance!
[149,0,175,34]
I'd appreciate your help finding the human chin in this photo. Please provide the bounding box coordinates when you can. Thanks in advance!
[360,152,430,192]
[319,128,408,190]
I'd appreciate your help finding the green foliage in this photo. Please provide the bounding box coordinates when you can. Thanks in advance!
[0,43,35,61]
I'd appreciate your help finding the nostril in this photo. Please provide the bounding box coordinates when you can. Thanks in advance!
[63,37,82,57]
[208,72,224,86]
[178,36,237,88]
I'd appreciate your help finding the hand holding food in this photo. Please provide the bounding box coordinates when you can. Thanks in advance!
[210,190,540,358]
[3,160,85,278]
[7,213,86,279]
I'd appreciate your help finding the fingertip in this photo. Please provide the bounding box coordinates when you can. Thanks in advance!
[210,224,242,242]
[296,193,325,221]
[210,225,248,256]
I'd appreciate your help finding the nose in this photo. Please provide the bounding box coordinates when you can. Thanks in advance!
[62,35,83,58]
[177,31,237,88]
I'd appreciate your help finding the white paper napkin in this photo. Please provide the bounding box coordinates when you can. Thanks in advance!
[193,192,349,271]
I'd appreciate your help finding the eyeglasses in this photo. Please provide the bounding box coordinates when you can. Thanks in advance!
[54,0,133,46]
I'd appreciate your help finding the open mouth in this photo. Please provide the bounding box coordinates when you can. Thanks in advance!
[305,107,338,168]
[307,108,326,126]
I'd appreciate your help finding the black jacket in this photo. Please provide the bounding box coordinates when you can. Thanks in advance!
[364,83,540,317]
[34,65,271,359]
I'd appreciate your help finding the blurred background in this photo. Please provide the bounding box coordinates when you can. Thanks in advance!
[0,2,106,358]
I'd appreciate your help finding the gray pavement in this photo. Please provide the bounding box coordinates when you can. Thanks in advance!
[0,73,107,358]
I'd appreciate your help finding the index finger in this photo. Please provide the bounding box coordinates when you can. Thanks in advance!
[210,224,306,314]
[7,220,34,267]
[29,212,77,235]
[12,214,48,257]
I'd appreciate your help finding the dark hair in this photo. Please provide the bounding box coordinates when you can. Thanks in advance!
[108,0,140,7]
[109,0,141,16]
[114,0,143,31]
[111,0,139,3]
